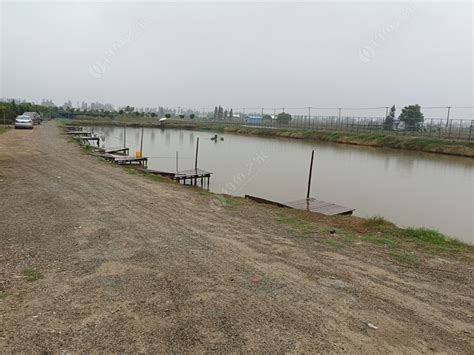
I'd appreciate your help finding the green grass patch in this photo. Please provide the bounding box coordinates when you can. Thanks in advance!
[277,216,300,226]
[363,234,399,248]
[22,268,42,282]
[221,197,241,207]
[145,172,168,182]
[126,168,172,183]
[401,227,466,252]
[0,127,10,134]
[276,214,318,238]
[364,215,393,228]
[389,251,419,265]
[0,291,7,299]
[327,238,354,249]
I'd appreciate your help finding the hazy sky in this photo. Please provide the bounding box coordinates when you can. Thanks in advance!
[1,1,473,118]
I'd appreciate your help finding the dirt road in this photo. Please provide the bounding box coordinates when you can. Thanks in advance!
[0,123,473,353]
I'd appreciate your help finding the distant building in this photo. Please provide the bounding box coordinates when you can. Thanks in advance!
[245,115,263,125]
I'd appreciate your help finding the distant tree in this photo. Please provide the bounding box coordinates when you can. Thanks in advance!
[135,111,140,116]
[165,113,171,118]
[214,106,218,120]
[384,105,396,130]
[229,108,233,118]
[150,112,157,117]
[179,114,185,119]
[263,114,273,124]
[124,105,134,114]
[190,113,195,119]
[218,106,224,120]
[119,109,124,115]
[224,110,228,119]
[399,104,424,130]
[11,101,18,115]
[276,112,292,124]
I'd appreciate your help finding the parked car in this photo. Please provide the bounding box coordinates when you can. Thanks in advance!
[15,115,34,129]
[23,112,42,125]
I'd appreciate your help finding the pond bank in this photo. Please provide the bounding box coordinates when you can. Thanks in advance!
[69,118,474,158]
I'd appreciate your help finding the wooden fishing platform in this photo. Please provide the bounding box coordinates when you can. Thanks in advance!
[145,168,212,188]
[65,131,93,136]
[245,195,354,216]
[106,147,129,155]
[285,198,354,216]
[73,136,100,147]
[63,125,83,131]
[114,156,148,167]
[101,153,147,167]
[175,168,211,187]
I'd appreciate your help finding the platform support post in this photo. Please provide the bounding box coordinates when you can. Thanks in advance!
[307,150,314,199]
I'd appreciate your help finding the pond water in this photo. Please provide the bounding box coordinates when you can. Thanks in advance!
[88,126,474,244]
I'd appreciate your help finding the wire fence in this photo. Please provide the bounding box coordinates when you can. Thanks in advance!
[178,115,474,141]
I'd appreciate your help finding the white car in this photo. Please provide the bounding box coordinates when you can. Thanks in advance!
[15,115,34,129]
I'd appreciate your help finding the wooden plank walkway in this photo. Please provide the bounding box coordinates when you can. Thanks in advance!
[245,195,354,216]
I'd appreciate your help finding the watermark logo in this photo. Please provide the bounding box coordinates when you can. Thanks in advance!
[89,18,149,79]
[210,151,268,210]
[359,3,416,63]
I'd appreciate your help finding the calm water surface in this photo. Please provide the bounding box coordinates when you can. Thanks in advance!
[89,126,474,244]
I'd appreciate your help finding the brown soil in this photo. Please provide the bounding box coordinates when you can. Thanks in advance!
[0,123,473,353]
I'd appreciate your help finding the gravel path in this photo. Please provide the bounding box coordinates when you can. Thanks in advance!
[0,123,473,353]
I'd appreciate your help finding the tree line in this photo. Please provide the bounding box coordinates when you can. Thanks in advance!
[384,104,424,130]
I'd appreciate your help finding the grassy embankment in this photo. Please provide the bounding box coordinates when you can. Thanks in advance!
[68,116,474,158]
[62,118,473,261]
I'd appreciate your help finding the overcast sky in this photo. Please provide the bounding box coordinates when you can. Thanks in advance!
[1,1,472,118]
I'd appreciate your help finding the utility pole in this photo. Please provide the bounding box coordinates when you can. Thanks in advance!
[445,106,451,128]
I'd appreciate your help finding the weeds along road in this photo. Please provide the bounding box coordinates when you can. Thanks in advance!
[0,123,473,353]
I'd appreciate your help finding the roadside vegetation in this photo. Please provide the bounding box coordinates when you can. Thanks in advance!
[0,127,10,134]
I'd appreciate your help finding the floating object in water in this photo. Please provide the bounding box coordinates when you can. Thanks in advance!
[220,137,224,141]
[211,134,218,141]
